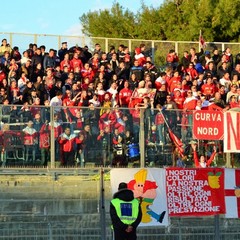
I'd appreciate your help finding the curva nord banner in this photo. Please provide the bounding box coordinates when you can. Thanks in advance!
[193,110,224,140]
[166,168,225,217]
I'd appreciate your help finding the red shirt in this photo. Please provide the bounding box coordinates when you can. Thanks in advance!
[173,96,185,109]
[155,112,165,125]
[70,58,83,71]
[119,88,133,106]
[201,83,216,96]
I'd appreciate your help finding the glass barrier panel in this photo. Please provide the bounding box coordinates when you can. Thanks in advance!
[0,105,51,167]
[0,104,228,168]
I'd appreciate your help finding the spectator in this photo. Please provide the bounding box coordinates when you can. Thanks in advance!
[60,53,71,72]
[58,42,68,62]
[50,91,63,115]
[166,49,179,70]
[110,182,142,240]
[82,45,92,63]
[226,85,238,103]
[89,52,100,75]
[119,81,132,108]
[0,39,12,57]
[129,59,143,81]
[143,61,158,85]
[43,49,55,70]
[181,51,190,69]
[22,120,37,164]
[134,47,146,67]
[155,104,165,145]
[58,127,78,166]
[189,47,203,63]
[31,48,43,69]
[39,120,50,166]
[185,62,198,81]
[191,143,217,168]
[0,51,11,72]
[70,52,83,72]
[93,43,103,58]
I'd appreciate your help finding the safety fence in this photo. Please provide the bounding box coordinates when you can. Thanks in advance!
[0,104,237,169]
[1,32,239,67]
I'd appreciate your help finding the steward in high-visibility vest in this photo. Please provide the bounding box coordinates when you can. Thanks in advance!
[110,182,142,240]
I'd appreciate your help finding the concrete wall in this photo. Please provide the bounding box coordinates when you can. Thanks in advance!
[0,170,239,240]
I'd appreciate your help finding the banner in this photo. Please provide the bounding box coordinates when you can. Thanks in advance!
[110,168,168,226]
[193,110,224,140]
[225,168,240,218]
[224,111,240,152]
[166,168,225,216]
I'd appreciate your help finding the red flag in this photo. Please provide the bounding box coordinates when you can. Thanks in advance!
[199,33,206,49]
[168,128,184,156]
[168,128,183,147]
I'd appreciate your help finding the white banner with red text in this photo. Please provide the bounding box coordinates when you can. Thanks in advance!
[166,168,225,216]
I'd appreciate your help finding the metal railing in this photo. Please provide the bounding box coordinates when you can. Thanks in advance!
[1,32,239,67]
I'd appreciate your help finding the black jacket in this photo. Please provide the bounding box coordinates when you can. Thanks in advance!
[110,188,142,231]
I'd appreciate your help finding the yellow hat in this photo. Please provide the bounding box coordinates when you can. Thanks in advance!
[134,169,147,183]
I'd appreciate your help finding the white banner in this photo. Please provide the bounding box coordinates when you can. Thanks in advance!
[110,168,169,226]
[224,111,240,152]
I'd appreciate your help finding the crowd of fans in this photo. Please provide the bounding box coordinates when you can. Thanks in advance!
[0,37,240,167]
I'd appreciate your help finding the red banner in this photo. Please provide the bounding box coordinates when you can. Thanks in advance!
[193,110,224,140]
[166,168,225,217]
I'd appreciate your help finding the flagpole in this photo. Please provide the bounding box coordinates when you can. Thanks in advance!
[199,29,202,52]
[160,109,170,130]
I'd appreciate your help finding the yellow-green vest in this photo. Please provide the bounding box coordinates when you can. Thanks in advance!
[111,198,139,225]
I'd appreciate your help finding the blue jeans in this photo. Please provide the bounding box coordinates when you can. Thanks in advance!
[156,124,165,144]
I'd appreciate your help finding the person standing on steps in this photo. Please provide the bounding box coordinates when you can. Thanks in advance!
[110,182,142,240]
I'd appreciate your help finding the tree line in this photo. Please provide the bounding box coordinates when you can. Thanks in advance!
[79,0,240,42]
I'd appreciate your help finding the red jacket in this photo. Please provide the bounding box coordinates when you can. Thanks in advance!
[70,58,83,71]
[58,133,79,152]
[22,127,37,145]
[183,97,197,111]
[194,150,216,168]
[39,124,50,149]
[81,68,94,82]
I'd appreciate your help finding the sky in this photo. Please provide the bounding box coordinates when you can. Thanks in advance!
[0,0,164,36]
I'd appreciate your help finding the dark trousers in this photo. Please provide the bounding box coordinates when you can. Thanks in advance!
[62,151,75,166]
[113,228,137,240]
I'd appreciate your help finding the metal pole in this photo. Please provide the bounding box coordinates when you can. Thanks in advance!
[151,41,155,64]
[105,38,108,53]
[214,215,220,240]
[50,106,55,168]
[100,168,106,240]
[226,153,231,168]
[139,108,145,168]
